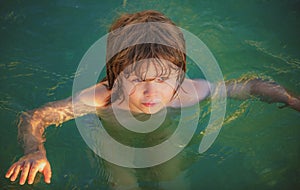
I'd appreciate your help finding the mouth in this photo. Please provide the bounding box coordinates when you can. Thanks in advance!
[141,102,159,107]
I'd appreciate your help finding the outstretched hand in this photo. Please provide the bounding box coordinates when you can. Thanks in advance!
[288,96,300,112]
[5,151,52,185]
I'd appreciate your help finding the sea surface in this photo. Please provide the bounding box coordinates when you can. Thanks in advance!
[1,0,299,189]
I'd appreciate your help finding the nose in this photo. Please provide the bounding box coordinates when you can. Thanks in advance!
[143,81,157,97]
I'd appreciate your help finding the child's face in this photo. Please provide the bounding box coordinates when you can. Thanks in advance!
[113,59,180,114]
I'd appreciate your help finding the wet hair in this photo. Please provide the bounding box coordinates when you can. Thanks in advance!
[102,10,186,104]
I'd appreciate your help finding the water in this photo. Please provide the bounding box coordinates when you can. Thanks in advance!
[1,0,300,189]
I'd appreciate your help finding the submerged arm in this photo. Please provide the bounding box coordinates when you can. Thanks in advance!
[6,82,110,185]
[224,78,300,111]
[19,81,110,154]
[18,95,96,155]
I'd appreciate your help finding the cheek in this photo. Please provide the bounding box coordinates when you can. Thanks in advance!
[164,88,175,98]
[128,85,138,96]
[127,86,141,101]
[167,79,178,90]
[121,82,137,97]
[160,84,176,98]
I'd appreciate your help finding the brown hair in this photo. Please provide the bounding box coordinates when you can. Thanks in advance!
[103,10,186,104]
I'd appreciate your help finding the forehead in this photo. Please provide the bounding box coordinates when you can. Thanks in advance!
[122,58,180,77]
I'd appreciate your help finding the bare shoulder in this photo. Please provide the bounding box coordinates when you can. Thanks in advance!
[168,78,211,108]
[77,81,111,107]
[190,78,211,99]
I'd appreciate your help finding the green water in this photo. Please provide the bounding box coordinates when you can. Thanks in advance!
[1,0,300,189]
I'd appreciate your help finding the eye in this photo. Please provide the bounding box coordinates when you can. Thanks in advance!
[155,77,168,83]
[130,78,142,83]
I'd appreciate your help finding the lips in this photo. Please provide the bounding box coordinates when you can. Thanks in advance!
[142,102,157,107]
[141,99,161,107]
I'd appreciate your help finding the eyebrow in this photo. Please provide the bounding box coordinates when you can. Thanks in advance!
[127,72,178,79]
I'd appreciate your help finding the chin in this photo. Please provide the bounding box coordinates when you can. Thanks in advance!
[142,107,164,114]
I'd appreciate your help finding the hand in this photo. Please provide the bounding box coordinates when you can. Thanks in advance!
[5,151,52,185]
[288,96,300,112]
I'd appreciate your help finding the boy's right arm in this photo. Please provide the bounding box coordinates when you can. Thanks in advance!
[5,82,110,185]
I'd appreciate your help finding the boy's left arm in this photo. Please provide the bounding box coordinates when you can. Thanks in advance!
[224,78,300,111]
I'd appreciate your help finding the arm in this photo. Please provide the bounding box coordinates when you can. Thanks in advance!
[5,82,110,185]
[224,78,300,111]
[177,78,299,111]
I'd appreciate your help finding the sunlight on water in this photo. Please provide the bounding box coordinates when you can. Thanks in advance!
[1,0,299,189]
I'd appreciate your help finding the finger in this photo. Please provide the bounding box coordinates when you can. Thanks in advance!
[27,163,40,184]
[10,164,21,182]
[5,163,17,178]
[19,162,30,185]
[42,163,52,184]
